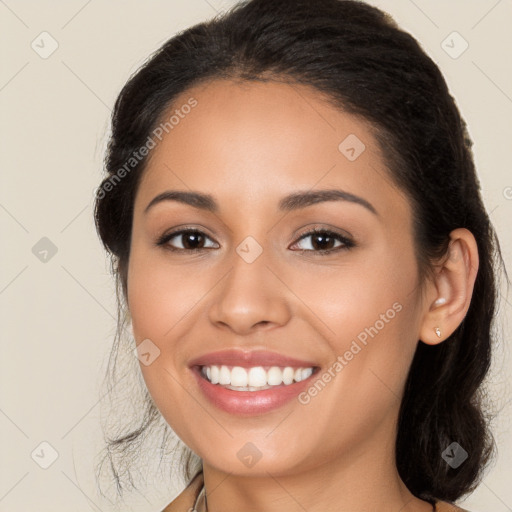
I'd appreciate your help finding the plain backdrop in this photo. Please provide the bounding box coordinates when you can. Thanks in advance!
[1,0,511,510]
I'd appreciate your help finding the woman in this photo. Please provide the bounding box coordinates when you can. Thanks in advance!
[94,0,505,510]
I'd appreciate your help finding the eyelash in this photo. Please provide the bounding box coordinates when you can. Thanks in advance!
[155,227,355,255]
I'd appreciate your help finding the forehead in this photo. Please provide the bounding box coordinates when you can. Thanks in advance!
[135,79,410,220]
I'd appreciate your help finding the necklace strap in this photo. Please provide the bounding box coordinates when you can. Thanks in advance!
[193,484,207,512]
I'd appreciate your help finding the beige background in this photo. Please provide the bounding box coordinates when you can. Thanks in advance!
[1,0,511,510]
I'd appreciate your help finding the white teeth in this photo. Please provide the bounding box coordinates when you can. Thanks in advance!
[230,366,248,387]
[219,365,231,385]
[301,367,313,380]
[282,367,294,385]
[267,366,283,386]
[200,364,315,390]
[248,366,267,387]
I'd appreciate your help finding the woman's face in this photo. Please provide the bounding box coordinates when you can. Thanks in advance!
[127,79,428,477]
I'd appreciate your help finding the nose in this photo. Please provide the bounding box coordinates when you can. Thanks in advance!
[208,249,292,335]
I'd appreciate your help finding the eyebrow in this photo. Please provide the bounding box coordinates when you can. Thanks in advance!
[144,189,378,216]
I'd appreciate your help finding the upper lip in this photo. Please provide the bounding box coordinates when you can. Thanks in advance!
[189,349,318,368]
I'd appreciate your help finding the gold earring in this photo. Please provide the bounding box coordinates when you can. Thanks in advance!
[434,327,441,338]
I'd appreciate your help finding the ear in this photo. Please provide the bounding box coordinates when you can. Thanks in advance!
[419,228,479,345]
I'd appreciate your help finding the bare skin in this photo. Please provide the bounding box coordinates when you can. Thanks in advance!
[127,79,478,512]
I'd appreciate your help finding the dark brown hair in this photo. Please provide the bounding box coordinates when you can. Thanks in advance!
[94,0,507,502]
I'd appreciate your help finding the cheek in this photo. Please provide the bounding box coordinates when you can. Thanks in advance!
[302,245,420,348]
[289,257,421,456]
[126,247,213,448]
[311,245,422,398]
[127,248,207,342]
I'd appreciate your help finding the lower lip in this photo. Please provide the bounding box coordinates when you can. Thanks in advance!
[191,366,317,415]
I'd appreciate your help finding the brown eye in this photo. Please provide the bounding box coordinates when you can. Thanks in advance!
[177,231,206,250]
[291,229,354,254]
[156,229,219,252]
[307,233,337,251]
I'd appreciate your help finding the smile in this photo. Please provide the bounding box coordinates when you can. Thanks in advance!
[200,364,315,391]
[189,349,320,415]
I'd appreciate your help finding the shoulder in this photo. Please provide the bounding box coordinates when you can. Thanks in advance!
[161,471,204,512]
[436,501,472,512]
